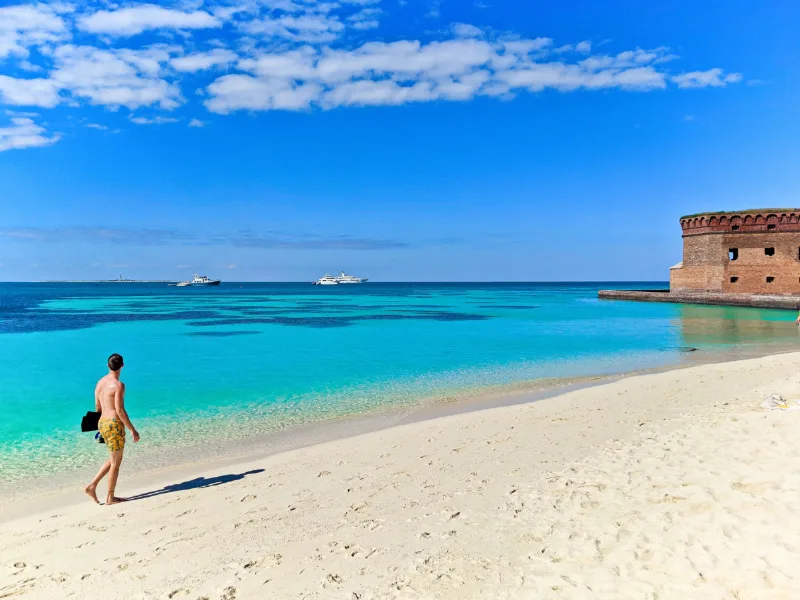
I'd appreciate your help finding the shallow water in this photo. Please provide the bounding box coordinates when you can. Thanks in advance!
[1,281,798,485]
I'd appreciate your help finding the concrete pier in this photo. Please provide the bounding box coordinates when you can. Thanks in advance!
[598,289,800,310]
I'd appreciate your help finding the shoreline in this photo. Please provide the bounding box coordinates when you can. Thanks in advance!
[3,352,800,597]
[0,372,619,522]
[2,340,797,523]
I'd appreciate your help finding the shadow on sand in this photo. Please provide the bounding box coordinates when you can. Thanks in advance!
[127,469,265,502]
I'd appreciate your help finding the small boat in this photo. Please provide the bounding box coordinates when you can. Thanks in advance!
[189,273,221,286]
[313,274,340,285]
[175,280,191,287]
[334,271,368,284]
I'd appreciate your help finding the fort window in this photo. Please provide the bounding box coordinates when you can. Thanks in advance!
[730,277,739,283]
[731,225,740,230]
[766,276,775,284]
[765,247,775,256]
[728,248,738,261]
[768,224,776,230]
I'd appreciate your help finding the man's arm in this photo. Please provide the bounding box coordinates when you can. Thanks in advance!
[114,383,140,442]
[94,382,101,412]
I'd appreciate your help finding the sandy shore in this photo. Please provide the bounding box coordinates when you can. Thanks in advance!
[3,353,800,599]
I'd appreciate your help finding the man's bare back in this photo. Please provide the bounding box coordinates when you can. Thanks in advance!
[84,353,140,506]
[96,375,124,420]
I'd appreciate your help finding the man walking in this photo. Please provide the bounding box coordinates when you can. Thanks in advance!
[84,353,140,505]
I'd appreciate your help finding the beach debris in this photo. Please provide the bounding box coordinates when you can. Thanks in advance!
[317,471,331,477]
[219,586,237,600]
[760,394,800,411]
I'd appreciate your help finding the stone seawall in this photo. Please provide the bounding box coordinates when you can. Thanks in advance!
[598,289,800,310]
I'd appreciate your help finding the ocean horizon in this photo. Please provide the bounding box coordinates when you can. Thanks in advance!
[1,281,797,492]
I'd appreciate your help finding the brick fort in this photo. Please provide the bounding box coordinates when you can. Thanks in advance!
[599,209,800,309]
[671,209,800,295]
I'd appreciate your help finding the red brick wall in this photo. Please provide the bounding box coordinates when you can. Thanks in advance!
[721,233,800,294]
[681,210,800,236]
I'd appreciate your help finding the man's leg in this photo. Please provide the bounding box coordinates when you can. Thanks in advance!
[84,458,111,504]
[106,450,126,505]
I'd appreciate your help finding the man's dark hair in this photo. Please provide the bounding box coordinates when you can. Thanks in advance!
[108,353,124,371]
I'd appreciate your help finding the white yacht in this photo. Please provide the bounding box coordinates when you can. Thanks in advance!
[175,280,191,287]
[314,274,340,285]
[190,273,221,286]
[334,271,368,284]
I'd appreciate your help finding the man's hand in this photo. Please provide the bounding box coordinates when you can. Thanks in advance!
[132,429,141,443]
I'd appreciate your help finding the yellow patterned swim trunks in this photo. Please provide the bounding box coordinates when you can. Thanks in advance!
[98,418,125,452]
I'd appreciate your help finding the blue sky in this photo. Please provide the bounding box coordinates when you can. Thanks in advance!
[0,0,798,281]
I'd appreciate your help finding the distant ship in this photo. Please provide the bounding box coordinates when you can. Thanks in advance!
[313,273,340,285]
[313,271,368,285]
[335,271,368,284]
[189,273,221,286]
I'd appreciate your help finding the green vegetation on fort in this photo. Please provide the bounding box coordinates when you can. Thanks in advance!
[680,208,800,219]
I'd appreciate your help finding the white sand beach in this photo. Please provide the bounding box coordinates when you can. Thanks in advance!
[3,352,800,599]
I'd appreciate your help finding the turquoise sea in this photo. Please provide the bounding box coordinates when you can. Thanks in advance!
[1,282,798,489]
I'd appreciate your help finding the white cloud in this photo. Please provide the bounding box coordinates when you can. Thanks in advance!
[171,49,238,72]
[85,123,108,130]
[0,117,60,152]
[205,74,322,112]
[78,5,222,37]
[323,79,433,107]
[575,40,591,53]
[242,14,345,43]
[205,39,691,113]
[51,45,183,110]
[348,8,382,31]
[0,3,71,59]
[0,75,61,107]
[238,49,317,79]
[316,39,495,83]
[188,118,206,127]
[724,72,744,84]
[129,116,179,124]
[452,23,483,38]
[502,38,552,55]
[672,68,743,89]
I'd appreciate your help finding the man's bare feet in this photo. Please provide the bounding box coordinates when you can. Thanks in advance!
[105,496,128,505]
[84,485,100,504]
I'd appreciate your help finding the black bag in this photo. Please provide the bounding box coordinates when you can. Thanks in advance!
[81,411,101,432]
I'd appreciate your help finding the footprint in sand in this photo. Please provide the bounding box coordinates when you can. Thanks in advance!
[731,481,769,496]
[242,553,281,569]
